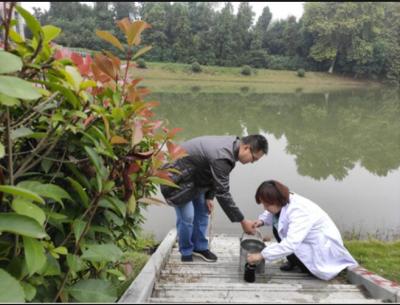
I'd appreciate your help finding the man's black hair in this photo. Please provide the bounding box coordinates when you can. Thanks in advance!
[241,134,268,154]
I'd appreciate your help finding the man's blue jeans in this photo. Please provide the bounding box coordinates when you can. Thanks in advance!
[174,192,209,256]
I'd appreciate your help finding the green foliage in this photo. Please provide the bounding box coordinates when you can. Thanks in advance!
[0,269,25,302]
[191,61,202,73]
[241,65,252,76]
[136,58,147,69]
[266,55,304,71]
[67,279,117,302]
[242,50,269,68]
[297,69,305,77]
[30,2,400,83]
[0,4,184,302]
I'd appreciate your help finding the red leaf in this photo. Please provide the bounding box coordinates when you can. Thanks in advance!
[103,99,110,108]
[133,121,143,145]
[127,87,138,103]
[138,108,154,118]
[167,142,187,160]
[117,18,130,37]
[94,53,117,80]
[54,48,72,60]
[111,135,129,144]
[154,170,171,181]
[131,78,143,87]
[145,101,160,108]
[151,120,163,131]
[83,114,95,128]
[71,52,84,67]
[167,128,183,139]
[91,63,112,83]
[122,165,133,201]
[127,162,140,174]
[137,87,151,97]
[131,150,154,160]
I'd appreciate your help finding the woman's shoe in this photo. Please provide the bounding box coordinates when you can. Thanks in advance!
[279,261,295,271]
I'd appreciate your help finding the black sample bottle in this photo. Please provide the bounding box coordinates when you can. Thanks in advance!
[244,263,256,283]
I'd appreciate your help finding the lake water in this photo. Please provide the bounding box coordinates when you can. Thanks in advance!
[142,87,400,242]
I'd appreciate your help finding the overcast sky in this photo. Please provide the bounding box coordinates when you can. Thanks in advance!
[20,2,304,23]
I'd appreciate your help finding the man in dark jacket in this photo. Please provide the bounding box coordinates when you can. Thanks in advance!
[160,135,268,262]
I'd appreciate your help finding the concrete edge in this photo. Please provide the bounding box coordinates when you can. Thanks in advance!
[118,228,177,303]
[347,266,400,302]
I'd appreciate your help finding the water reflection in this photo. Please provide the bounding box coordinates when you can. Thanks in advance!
[151,88,400,181]
[142,88,400,241]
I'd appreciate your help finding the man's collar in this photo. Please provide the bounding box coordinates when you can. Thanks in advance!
[233,137,240,161]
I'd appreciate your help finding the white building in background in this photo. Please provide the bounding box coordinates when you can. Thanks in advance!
[0,2,26,41]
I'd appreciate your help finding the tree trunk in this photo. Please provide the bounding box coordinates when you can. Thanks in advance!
[328,57,336,74]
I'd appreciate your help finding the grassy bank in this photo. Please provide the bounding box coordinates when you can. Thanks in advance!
[116,234,158,298]
[132,61,383,93]
[344,239,400,284]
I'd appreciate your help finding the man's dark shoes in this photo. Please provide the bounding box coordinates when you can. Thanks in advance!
[193,249,218,262]
[181,255,193,262]
[279,261,295,271]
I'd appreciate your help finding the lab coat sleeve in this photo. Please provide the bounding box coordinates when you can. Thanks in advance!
[258,211,273,226]
[261,205,317,262]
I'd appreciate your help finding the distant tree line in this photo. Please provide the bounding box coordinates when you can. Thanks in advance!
[33,2,400,84]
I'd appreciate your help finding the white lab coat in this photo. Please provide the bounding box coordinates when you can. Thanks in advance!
[258,193,358,281]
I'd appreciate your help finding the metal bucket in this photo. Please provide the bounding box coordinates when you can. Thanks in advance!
[239,231,266,274]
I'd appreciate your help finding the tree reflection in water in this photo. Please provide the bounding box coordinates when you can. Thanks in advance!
[151,88,400,181]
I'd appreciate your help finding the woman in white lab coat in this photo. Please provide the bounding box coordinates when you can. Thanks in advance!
[247,180,358,281]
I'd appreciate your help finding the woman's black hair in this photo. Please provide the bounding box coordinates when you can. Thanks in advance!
[255,180,290,207]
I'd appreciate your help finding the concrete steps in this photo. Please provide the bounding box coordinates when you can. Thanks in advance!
[148,297,382,304]
[146,233,383,303]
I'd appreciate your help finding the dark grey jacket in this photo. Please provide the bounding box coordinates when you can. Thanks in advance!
[160,135,244,222]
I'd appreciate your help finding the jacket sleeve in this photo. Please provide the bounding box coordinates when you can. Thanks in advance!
[261,205,317,262]
[258,211,273,226]
[205,189,215,200]
[210,159,244,222]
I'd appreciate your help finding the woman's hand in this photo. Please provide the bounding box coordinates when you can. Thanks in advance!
[247,253,263,265]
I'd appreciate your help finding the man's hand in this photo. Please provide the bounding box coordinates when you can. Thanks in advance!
[247,253,263,265]
[240,219,256,235]
[253,219,264,228]
[206,199,214,215]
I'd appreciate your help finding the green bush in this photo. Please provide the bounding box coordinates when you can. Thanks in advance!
[242,50,269,68]
[266,55,304,71]
[297,68,306,77]
[0,6,183,303]
[137,58,147,69]
[241,65,252,76]
[191,61,202,73]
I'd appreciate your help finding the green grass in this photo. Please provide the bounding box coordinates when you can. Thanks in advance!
[116,233,159,298]
[131,61,384,93]
[344,239,400,284]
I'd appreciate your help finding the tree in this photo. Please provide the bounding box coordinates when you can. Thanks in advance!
[282,16,301,56]
[234,2,255,63]
[112,2,138,21]
[187,2,217,64]
[303,2,385,74]
[380,3,400,84]
[250,6,272,50]
[212,3,236,66]
[169,3,192,62]
[139,2,171,61]
[264,20,287,55]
